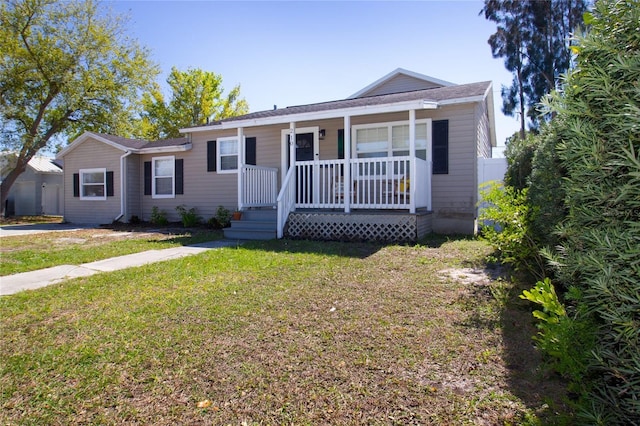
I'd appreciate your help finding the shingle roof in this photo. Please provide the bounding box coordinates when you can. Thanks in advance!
[93,133,190,150]
[190,81,491,129]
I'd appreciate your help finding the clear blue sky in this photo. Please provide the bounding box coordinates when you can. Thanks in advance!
[109,0,520,153]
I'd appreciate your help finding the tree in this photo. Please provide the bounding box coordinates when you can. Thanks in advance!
[481,0,588,139]
[0,0,158,216]
[139,67,249,140]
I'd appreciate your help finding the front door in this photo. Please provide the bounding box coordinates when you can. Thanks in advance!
[291,133,314,203]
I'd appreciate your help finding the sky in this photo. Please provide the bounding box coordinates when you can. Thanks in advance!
[108,0,520,155]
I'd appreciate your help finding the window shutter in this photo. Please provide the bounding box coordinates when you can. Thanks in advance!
[432,120,449,174]
[338,129,345,159]
[106,171,114,196]
[73,173,80,197]
[144,161,152,195]
[207,140,216,172]
[245,137,257,166]
[175,159,184,195]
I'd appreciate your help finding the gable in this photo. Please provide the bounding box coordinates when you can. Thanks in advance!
[349,68,455,99]
[355,74,444,98]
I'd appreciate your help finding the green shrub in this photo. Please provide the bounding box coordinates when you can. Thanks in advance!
[521,278,594,386]
[150,206,168,226]
[214,205,231,228]
[175,205,201,228]
[538,2,640,422]
[478,181,545,279]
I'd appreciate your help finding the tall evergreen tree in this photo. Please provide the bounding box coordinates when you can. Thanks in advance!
[481,0,588,139]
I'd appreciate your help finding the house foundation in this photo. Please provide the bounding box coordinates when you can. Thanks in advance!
[284,210,432,242]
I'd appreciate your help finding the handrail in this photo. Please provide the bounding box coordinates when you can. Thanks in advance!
[241,165,278,209]
[276,166,296,238]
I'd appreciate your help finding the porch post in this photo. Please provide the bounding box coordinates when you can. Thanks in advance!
[289,122,296,169]
[409,109,416,214]
[426,119,433,211]
[237,127,244,211]
[343,114,351,213]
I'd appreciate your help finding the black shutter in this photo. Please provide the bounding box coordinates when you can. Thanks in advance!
[73,173,80,197]
[144,161,152,195]
[432,120,449,174]
[337,129,345,159]
[207,140,216,172]
[106,171,114,196]
[175,159,184,195]
[245,137,257,166]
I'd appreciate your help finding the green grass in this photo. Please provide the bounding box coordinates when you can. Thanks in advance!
[0,228,223,276]
[0,238,570,424]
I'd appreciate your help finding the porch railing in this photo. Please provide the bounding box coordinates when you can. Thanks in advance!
[276,166,296,238]
[295,156,426,211]
[240,165,278,209]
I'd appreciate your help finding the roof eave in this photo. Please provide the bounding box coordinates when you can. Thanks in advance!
[182,100,439,133]
[138,144,193,154]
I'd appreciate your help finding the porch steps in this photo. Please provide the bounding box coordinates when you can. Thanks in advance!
[223,209,277,241]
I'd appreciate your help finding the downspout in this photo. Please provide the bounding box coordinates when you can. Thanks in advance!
[114,151,133,222]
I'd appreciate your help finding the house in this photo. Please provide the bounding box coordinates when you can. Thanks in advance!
[57,68,497,241]
[1,153,64,216]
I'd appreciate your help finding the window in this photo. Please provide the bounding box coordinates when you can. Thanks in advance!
[152,156,175,198]
[354,120,429,160]
[217,137,238,173]
[79,168,106,200]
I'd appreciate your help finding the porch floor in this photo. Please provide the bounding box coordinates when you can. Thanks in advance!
[285,209,432,242]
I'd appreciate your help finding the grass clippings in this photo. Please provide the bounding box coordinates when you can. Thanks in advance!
[0,237,569,425]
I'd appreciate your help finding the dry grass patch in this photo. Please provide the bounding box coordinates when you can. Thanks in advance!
[0,238,569,424]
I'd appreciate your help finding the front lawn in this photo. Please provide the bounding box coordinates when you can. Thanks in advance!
[0,227,223,276]
[0,238,569,424]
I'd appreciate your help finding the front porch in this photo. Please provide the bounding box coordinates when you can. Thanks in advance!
[234,154,432,242]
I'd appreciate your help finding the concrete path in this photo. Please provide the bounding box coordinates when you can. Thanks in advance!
[0,223,99,237]
[0,239,242,296]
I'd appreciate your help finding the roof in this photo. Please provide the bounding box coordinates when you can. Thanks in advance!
[348,68,455,99]
[0,152,62,178]
[27,156,63,174]
[184,81,492,132]
[57,132,192,159]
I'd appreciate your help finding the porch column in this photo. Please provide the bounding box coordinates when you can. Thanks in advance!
[237,127,244,211]
[343,114,351,213]
[426,119,433,211]
[409,109,416,213]
[289,122,296,170]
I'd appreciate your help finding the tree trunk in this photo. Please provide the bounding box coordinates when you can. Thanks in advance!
[0,161,28,218]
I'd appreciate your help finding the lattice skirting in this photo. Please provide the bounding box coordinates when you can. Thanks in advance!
[285,212,432,242]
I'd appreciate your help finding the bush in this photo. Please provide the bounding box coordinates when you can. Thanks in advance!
[175,205,201,228]
[520,278,595,386]
[539,2,640,422]
[214,205,231,228]
[478,181,545,279]
[150,206,168,226]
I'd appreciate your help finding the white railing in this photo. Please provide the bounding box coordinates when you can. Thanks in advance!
[294,156,426,211]
[276,166,296,238]
[241,165,278,209]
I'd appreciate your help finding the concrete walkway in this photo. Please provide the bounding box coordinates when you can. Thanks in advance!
[0,223,98,237]
[0,240,242,296]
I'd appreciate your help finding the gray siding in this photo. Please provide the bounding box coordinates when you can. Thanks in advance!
[126,155,141,221]
[358,74,443,97]
[428,104,478,234]
[475,100,492,159]
[62,138,123,224]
